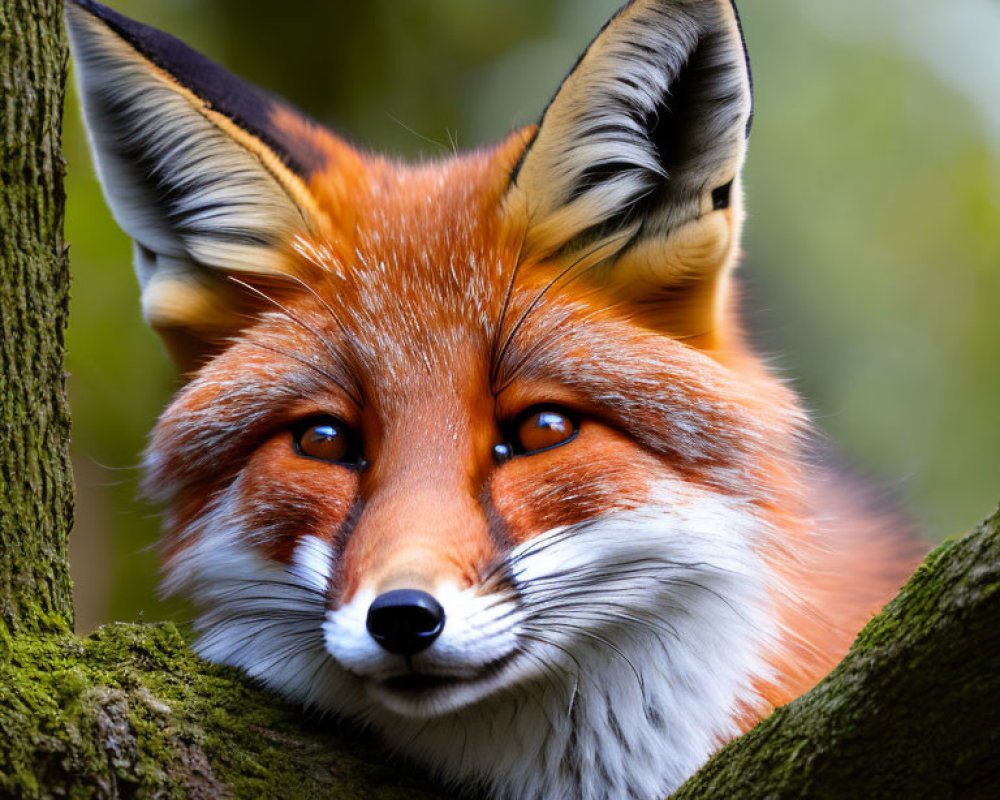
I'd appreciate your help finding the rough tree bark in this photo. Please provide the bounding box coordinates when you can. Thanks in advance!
[0,0,75,636]
[1,2,997,799]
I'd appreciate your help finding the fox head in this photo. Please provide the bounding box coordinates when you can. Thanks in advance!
[66,2,878,799]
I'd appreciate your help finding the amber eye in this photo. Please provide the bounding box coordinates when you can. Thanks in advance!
[292,417,362,466]
[509,406,580,456]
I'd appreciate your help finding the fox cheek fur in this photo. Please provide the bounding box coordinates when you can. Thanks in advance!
[67,1,924,799]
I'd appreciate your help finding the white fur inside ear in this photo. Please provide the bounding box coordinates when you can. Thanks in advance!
[68,7,308,293]
[511,0,752,255]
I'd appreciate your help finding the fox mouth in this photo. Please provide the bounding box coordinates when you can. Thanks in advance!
[365,651,520,715]
[379,672,458,693]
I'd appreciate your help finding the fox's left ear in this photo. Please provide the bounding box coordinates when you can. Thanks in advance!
[66,0,333,369]
[507,0,752,340]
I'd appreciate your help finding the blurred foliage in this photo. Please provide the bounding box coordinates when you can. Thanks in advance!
[64,0,1000,632]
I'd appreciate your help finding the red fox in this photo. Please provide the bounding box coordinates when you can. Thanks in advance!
[67,1,923,798]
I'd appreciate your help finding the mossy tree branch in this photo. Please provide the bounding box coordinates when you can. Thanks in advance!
[0,624,451,799]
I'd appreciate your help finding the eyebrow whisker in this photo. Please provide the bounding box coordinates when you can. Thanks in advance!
[490,221,530,390]
[228,276,363,407]
[492,234,627,395]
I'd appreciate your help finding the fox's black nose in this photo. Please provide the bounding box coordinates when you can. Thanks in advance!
[366,589,445,655]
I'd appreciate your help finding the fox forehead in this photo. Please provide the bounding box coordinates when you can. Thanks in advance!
[237,135,526,382]
[290,127,529,290]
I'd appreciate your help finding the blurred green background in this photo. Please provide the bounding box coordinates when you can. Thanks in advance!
[64,0,1000,633]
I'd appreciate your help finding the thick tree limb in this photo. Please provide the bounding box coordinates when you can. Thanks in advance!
[0,624,450,799]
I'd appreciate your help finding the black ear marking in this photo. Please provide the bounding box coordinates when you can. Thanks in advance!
[68,0,328,179]
[727,0,754,139]
[638,23,746,220]
[711,180,733,211]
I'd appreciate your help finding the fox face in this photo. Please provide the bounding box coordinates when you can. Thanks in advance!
[67,2,920,799]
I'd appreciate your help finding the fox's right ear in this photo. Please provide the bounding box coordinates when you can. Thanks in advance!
[66,0,338,370]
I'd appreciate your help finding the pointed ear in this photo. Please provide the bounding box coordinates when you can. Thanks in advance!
[506,0,753,340]
[66,0,334,369]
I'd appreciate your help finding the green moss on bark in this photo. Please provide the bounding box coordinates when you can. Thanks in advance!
[0,0,75,634]
[670,504,1000,800]
[0,623,453,799]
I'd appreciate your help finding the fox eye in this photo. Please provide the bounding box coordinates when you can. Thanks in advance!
[508,406,580,456]
[293,417,362,466]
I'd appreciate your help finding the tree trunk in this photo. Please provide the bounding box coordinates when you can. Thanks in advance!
[0,0,74,635]
[1,2,997,798]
